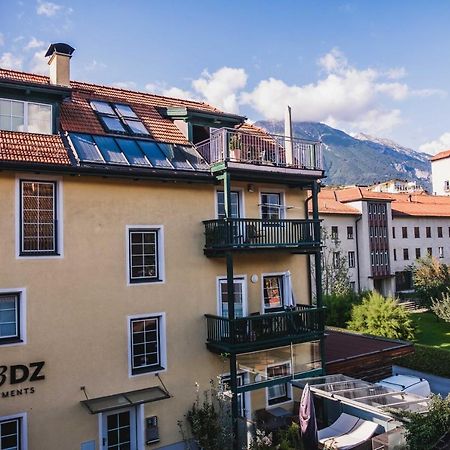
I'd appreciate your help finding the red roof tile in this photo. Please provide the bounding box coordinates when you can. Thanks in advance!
[308,189,361,215]
[431,149,450,161]
[0,131,70,165]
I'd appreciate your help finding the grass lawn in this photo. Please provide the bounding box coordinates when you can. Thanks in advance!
[411,312,450,351]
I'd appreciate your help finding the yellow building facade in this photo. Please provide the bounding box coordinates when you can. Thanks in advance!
[0,44,324,450]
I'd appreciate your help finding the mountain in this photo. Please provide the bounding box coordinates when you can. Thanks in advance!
[254,121,432,190]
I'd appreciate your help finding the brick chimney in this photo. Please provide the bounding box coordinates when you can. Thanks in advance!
[45,43,75,87]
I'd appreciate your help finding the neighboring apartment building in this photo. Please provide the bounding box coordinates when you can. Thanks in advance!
[368,179,423,194]
[431,150,450,196]
[0,44,325,449]
[312,187,450,296]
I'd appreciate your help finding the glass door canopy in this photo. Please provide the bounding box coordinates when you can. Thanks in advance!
[292,374,430,415]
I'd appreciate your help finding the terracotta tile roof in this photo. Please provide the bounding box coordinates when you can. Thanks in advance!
[0,68,248,166]
[431,149,450,161]
[0,131,70,165]
[308,189,361,215]
[334,187,394,203]
[0,68,235,148]
[316,187,450,218]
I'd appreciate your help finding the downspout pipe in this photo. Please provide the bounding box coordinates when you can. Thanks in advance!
[355,215,362,293]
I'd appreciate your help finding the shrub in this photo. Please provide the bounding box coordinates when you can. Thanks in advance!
[412,256,450,307]
[396,344,450,378]
[276,423,304,450]
[431,289,450,323]
[390,394,450,450]
[323,291,363,328]
[347,291,415,341]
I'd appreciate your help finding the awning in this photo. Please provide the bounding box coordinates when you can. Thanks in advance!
[292,374,430,415]
[81,386,170,414]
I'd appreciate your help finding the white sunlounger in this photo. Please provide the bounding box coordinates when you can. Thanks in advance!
[318,413,360,441]
[321,418,379,449]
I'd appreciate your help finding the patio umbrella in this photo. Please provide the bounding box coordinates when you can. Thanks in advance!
[299,383,318,450]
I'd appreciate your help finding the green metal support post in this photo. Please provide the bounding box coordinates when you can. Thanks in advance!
[312,180,326,375]
[223,170,240,448]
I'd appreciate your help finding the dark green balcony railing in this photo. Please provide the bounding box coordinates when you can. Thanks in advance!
[205,306,325,353]
[203,218,320,254]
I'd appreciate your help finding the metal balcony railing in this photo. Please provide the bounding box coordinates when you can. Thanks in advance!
[203,218,320,253]
[205,306,325,353]
[196,128,323,171]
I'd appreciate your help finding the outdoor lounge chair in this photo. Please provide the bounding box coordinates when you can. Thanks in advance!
[320,416,379,449]
[318,413,360,441]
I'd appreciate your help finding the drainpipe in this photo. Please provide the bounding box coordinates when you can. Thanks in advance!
[305,192,313,304]
[355,215,362,293]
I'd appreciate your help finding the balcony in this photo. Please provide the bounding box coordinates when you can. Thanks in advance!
[205,306,325,354]
[196,128,323,179]
[203,218,320,256]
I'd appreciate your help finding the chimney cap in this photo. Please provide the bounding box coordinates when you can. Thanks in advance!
[45,43,75,58]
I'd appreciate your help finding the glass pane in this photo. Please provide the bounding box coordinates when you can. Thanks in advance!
[124,119,150,135]
[0,115,11,131]
[0,99,11,115]
[91,101,115,115]
[93,136,128,164]
[137,141,172,168]
[158,143,192,169]
[115,104,138,118]
[100,116,127,133]
[28,103,52,134]
[263,276,283,309]
[11,100,24,117]
[11,116,25,132]
[115,138,150,166]
[179,145,209,170]
[70,133,104,162]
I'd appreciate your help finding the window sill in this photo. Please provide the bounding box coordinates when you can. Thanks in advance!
[0,337,23,345]
[268,395,292,407]
[129,278,164,285]
[19,252,60,257]
[131,365,165,376]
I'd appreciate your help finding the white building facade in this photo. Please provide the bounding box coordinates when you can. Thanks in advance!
[431,150,450,196]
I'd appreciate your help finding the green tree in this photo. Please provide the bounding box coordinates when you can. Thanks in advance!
[347,291,415,340]
[412,256,450,307]
[390,395,450,450]
[431,289,450,323]
[323,291,364,328]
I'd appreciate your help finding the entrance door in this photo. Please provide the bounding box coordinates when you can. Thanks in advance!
[102,408,137,450]
[218,277,246,318]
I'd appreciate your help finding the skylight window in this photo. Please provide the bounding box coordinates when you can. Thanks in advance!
[90,100,150,136]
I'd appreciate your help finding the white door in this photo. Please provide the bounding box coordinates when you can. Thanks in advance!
[102,407,137,450]
[218,277,247,318]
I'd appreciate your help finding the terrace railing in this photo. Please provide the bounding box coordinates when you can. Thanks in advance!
[203,218,320,253]
[205,306,325,353]
[196,128,323,171]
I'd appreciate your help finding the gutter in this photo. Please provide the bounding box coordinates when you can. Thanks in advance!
[355,214,362,293]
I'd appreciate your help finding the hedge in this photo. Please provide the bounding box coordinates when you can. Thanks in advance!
[396,344,450,379]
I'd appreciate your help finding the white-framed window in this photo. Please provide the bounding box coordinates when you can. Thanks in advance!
[0,412,27,450]
[216,190,242,219]
[0,98,52,134]
[333,251,340,268]
[266,362,292,406]
[217,276,247,318]
[262,274,285,312]
[18,179,62,256]
[331,226,339,240]
[439,247,444,259]
[444,180,450,192]
[0,288,26,347]
[348,251,355,268]
[126,226,164,285]
[260,192,284,220]
[128,313,166,377]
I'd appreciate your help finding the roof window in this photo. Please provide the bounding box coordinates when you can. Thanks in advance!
[90,100,150,137]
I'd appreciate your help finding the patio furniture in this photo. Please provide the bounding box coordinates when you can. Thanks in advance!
[320,416,379,450]
[318,413,360,441]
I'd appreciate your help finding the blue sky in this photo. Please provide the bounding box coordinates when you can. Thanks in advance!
[1,0,450,152]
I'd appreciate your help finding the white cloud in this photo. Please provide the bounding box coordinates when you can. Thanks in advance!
[25,37,45,50]
[36,1,61,16]
[150,48,444,135]
[0,52,23,70]
[112,81,137,90]
[386,67,407,80]
[419,132,450,155]
[30,49,48,74]
[191,67,248,113]
[84,60,107,71]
